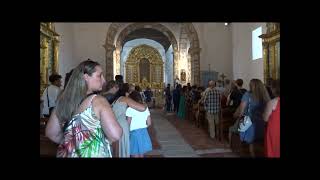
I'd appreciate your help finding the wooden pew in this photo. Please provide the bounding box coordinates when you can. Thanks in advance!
[40,135,58,157]
[192,103,199,126]
[196,94,233,140]
[197,103,208,133]
[195,102,216,136]
[196,104,235,141]
[40,117,59,157]
[217,107,236,142]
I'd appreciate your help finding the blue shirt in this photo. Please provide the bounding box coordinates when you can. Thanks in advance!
[241,91,266,140]
[241,92,266,119]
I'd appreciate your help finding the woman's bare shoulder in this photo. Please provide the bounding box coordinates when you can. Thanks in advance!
[92,95,109,106]
[271,98,279,110]
[117,96,127,103]
[266,98,278,111]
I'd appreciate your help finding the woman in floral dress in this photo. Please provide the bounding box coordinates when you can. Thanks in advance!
[45,60,123,157]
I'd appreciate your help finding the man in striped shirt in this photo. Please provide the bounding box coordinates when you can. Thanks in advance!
[203,80,221,139]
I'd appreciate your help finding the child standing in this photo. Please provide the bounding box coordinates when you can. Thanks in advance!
[126,91,153,157]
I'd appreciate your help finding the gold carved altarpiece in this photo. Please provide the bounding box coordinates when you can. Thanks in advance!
[40,22,60,95]
[259,23,280,82]
[125,45,164,90]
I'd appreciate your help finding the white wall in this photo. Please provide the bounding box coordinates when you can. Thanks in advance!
[55,23,181,85]
[55,23,112,87]
[193,23,233,81]
[55,23,75,87]
[55,23,268,90]
[72,23,112,76]
[231,22,267,89]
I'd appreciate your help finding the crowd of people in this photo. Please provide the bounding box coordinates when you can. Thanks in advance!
[42,59,280,158]
[163,77,280,158]
[43,59,153,158]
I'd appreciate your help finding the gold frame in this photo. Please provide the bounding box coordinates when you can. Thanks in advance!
[40,22,60,95]
[125,45,164,90]
[260,23,280,83]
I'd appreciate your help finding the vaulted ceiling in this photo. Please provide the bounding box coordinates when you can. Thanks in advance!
[122,28,171,51]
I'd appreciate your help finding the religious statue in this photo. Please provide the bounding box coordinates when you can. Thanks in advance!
[180,69,186,82]
[141,76,148,89]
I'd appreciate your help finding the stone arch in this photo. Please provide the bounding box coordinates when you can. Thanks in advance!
[116,23,178,82]
[121,38,166,77]
[105,23,178,82]
[126,44,163,63]
[185,23,201,85]
[125,44,164,88]
[104,23,200,85]
[176,23,200,85]
[178,24,190,84]
[104,23,125,81]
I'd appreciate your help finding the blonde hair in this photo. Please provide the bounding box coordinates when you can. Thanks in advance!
[55,60,100,125]
[249,79,270,104]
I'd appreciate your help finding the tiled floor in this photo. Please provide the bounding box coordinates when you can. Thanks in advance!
[150,109,198,157]
[144,125,163,157]
[161,110,239,157]
[165,113,227,150]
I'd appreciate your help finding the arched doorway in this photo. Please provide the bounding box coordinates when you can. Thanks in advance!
[104,23,201,85]
[176,23,201,85]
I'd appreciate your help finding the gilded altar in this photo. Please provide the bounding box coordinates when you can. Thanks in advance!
[259,23,280,82]
[125,45,164,90]
[40,22,60,95]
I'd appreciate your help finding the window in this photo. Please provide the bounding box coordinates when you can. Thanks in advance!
[252,27,263,60]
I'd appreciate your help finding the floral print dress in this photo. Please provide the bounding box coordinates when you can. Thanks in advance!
[56,95,112,158]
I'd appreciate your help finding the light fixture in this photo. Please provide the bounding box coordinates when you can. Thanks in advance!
[225,23,228,26]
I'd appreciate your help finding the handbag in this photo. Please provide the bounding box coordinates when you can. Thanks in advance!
[238,95,254,143]
[237,115,252,132]
[239,124,255,143]
[238,96,252,132]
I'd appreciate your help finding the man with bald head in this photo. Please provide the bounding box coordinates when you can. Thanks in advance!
[203,80,221,140]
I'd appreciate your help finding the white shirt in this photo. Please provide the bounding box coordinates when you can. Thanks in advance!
[126,107,150,131]
[41,85,62,115]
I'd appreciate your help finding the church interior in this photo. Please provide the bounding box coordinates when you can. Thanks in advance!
[40,22,280,158]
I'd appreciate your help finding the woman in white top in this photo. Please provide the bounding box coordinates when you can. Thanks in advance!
[41,74,62,117]
[126,91,152,158]
[111,83,147,157]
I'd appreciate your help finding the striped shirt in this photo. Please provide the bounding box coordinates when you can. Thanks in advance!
[204,88,221,114]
